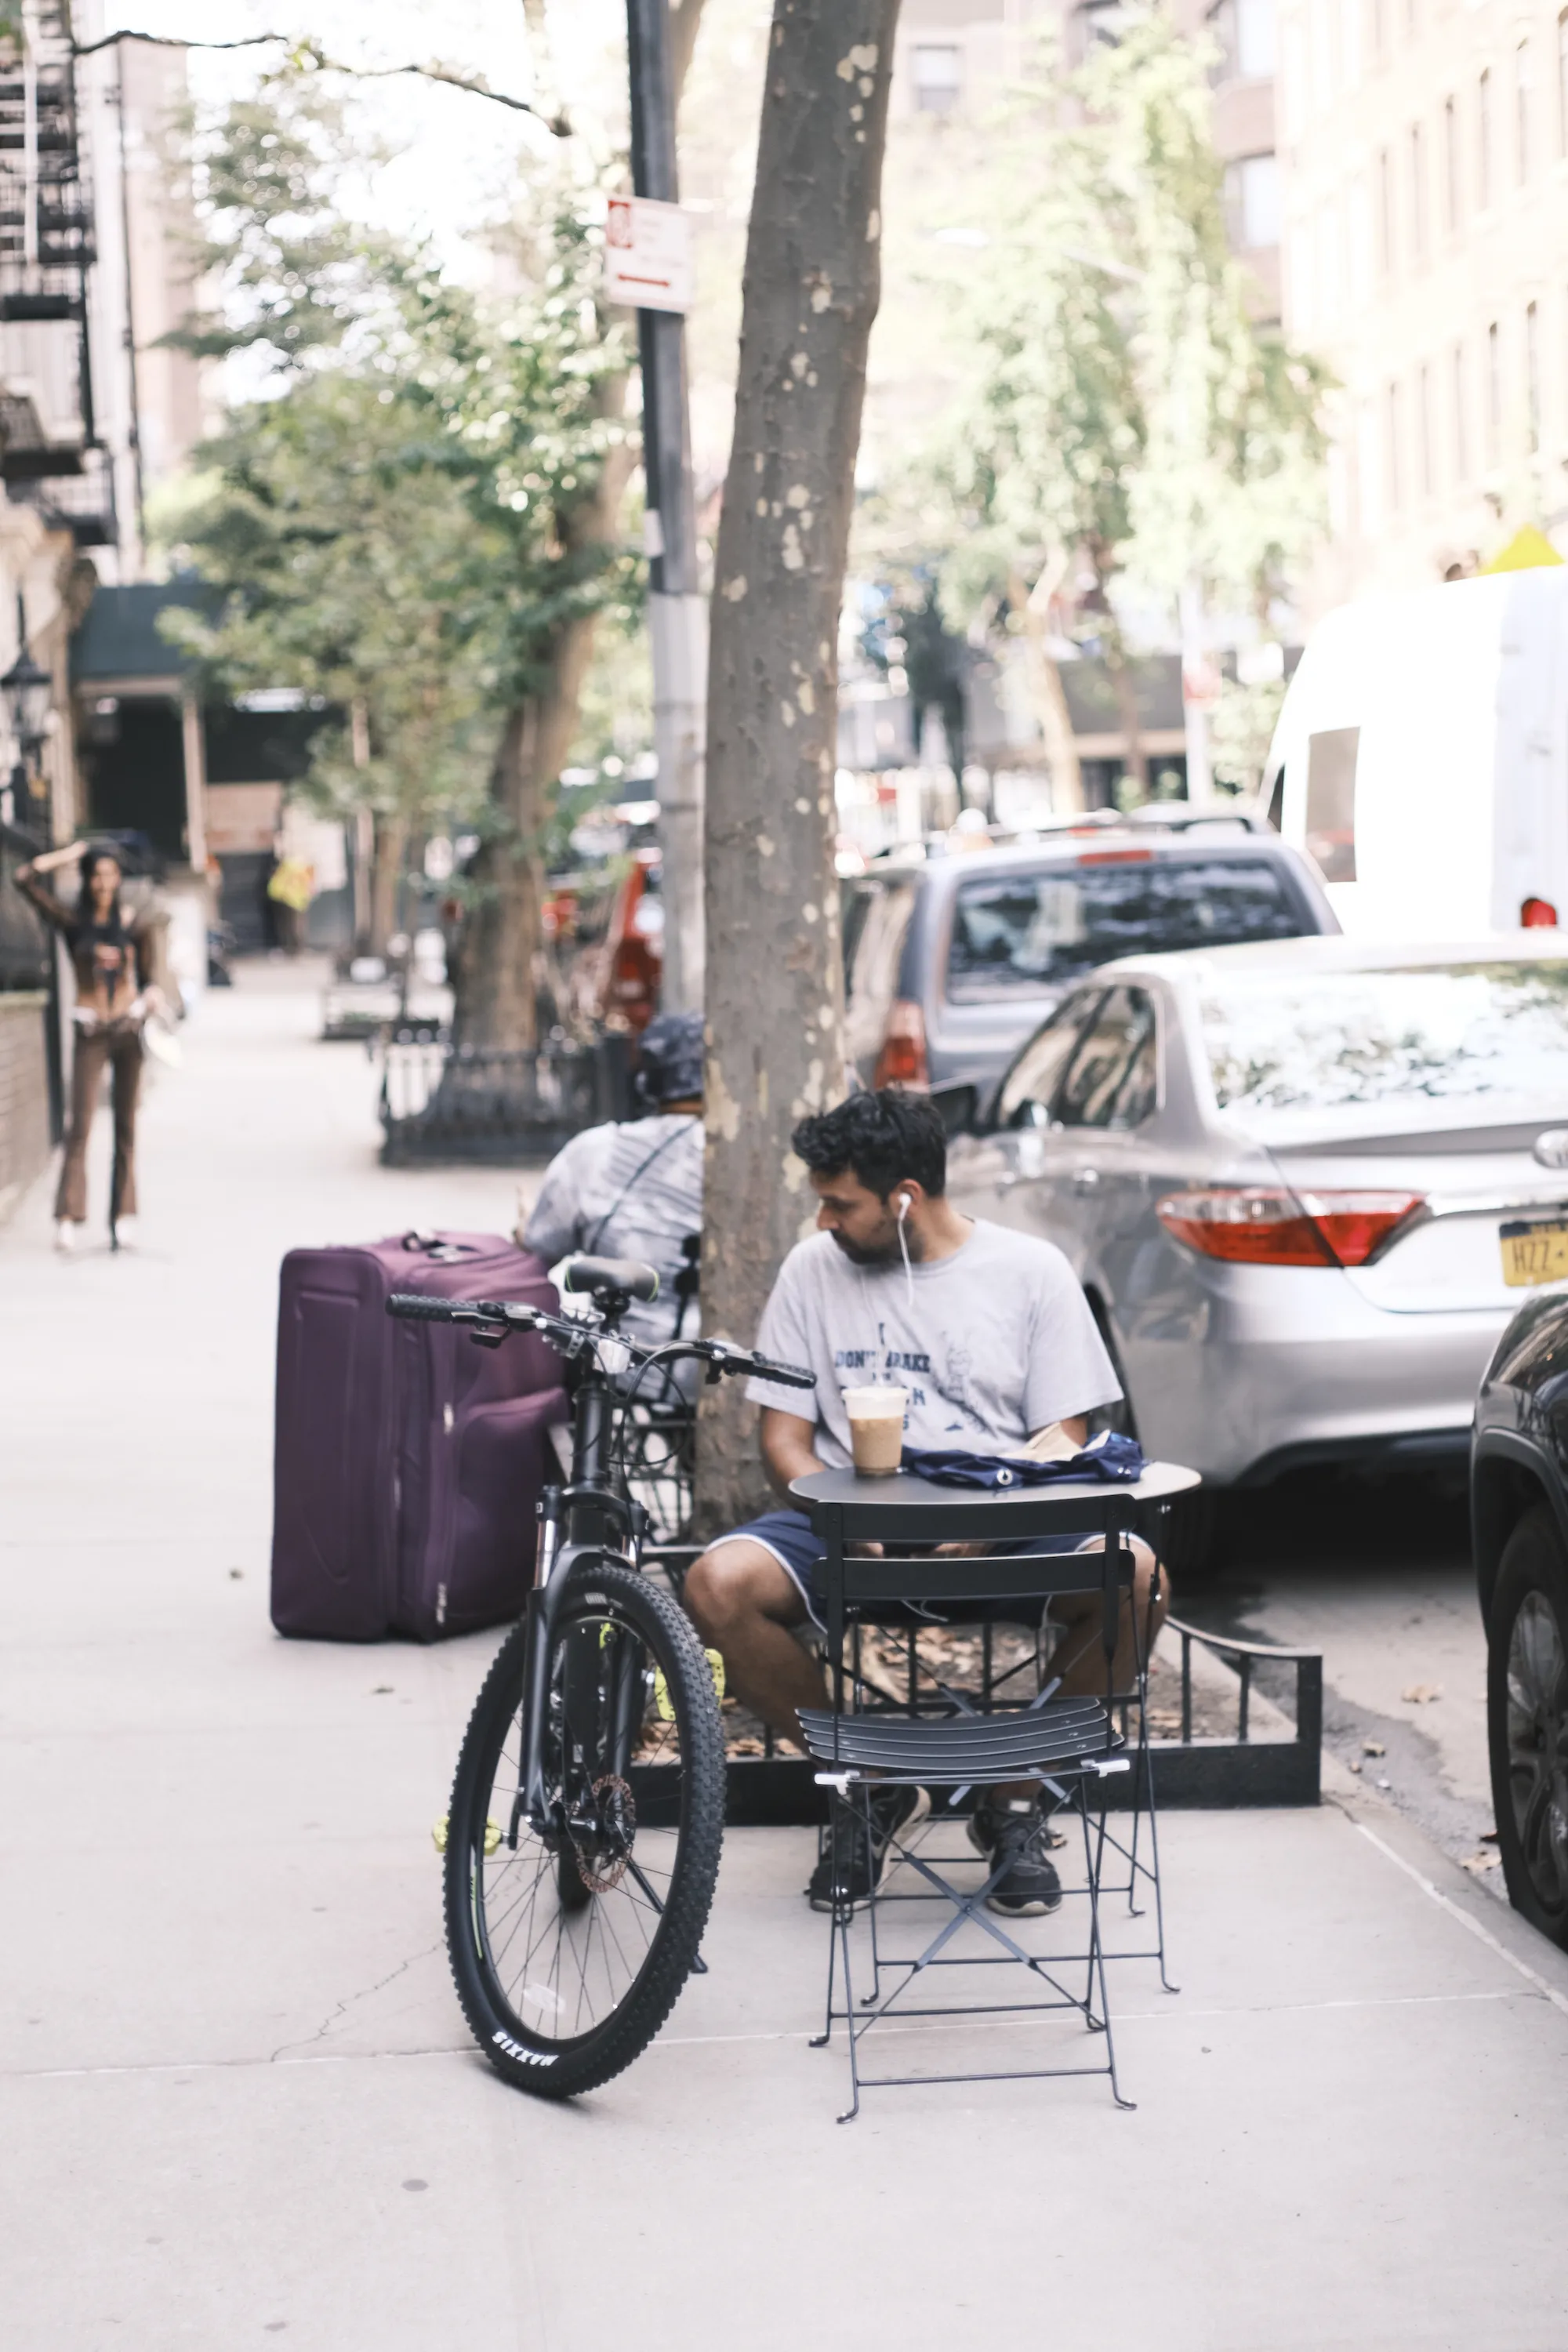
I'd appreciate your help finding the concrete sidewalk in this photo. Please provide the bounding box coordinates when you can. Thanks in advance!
[5,971,1568,2352]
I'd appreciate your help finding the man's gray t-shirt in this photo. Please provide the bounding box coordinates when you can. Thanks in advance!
[744,1219,1120,1471]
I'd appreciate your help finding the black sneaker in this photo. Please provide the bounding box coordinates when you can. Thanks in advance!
[808,1785,931,1911]
[969,1801,1064,1916]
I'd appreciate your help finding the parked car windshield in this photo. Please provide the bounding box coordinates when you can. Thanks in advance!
[946,856,1305,1000]
[1200,961,1568,1116]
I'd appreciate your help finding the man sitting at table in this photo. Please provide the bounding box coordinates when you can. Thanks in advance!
[683,1087,1168,1918]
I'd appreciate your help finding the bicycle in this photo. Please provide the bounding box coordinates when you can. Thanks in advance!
[387,1254,814,2099]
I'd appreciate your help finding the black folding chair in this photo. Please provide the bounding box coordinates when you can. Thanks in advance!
[835,1547,1177,1994]
[789,1465,1193,2122]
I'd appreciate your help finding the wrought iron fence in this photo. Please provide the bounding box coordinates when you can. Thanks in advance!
[634,1560,1323,1824]
[379,1031,634,1164]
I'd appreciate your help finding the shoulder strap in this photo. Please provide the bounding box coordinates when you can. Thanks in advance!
[584,1116,698,1254]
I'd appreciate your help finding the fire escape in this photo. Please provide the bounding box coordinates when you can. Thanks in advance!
[0,2,114,546]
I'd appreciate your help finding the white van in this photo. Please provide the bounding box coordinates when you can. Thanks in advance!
[1265,567,1568,938]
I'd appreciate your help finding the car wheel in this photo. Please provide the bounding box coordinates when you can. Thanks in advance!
[1087,1301,1219,1581]
[1488,1506,1568,1950]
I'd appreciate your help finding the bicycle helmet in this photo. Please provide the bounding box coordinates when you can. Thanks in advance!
[633,1010,705,1109]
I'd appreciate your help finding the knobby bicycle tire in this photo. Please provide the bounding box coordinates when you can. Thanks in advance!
[444,1559,725,2098]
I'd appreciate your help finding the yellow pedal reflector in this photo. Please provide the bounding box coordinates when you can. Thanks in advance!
[432,1814,501,1856]
[653,1648,725,1720]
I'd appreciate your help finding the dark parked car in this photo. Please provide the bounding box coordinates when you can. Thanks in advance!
[1473,1277,1568,1947]
[842,811,1338,1104]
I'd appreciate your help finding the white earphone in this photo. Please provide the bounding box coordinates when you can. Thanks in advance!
[895,1192,914,1304]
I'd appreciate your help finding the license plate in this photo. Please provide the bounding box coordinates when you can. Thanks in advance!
[1501,1218,1568,1287]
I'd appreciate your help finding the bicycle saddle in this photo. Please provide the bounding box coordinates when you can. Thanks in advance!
[561,1254,660,1304]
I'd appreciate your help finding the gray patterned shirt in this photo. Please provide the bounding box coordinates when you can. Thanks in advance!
[523,1113,703,1357]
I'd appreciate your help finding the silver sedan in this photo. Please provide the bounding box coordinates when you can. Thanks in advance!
[942,937,1568,1512]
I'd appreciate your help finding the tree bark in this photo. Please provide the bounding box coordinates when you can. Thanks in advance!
[1013,567,1083,815]
[369,807,408,956]
[1106,641,1148,800]
[452,615,597,1050]
[696,0,902,1534]
[451,412,634,1050]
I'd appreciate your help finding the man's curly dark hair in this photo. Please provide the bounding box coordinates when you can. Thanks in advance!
[790,1089,947,1199]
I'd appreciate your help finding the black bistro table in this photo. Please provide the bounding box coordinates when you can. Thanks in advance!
[789,1458,1202,1595]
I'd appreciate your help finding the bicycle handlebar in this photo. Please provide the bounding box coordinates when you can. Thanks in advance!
[384,1294,815,1392]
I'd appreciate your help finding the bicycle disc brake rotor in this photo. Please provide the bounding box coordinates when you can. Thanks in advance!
[571,1774,637,1893]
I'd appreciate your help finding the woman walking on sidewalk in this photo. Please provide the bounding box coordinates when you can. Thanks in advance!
[13,839,166,1251]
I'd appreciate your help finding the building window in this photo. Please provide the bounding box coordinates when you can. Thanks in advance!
[1358,400,1381,532]
[1517,38,1534,182]
[912,44,962,113]
[1486,320,1501,464]
[1479,67,1494,208]
[1377,147,1394,277]
[1386,380,1403,513]
[1419,361,1433,495]
[1224,153,1282,249]
[1073,2,1124,61]
[1408,122,1425,264]
[1370,0,1385,62]
[1339,0,1361,89]
[1318,197,1341,321]
[1526,301,1541,452]
[1289,223,1315,336]
[1452,341,1468,482]
[1311,0,1334,111]
[1209,0,1277,81]
[1443,95,1459,231]
[1349,172,1372,305]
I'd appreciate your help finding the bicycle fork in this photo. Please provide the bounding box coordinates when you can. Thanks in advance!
[517,1485,643,1835]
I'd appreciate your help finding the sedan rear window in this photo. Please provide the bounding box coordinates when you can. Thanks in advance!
[946,856,1305,1000]
[1201,962,1568,1116]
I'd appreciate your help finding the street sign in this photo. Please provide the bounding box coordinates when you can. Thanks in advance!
[1181,653,1223,710]
[604,195,695,314]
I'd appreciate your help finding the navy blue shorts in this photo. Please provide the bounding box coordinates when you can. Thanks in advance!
[707,1508,1092,1632]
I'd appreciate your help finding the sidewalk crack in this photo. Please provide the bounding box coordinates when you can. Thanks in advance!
[270,1940,444,2063]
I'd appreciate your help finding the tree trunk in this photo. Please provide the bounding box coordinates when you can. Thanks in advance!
[1013,568,1083,815]
[452,623,594,1050]
[696,0,902,1535]
[369,807,408,956]
[1106,642,1148,800]
[452,409,634,1050]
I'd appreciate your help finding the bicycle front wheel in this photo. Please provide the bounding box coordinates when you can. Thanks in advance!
[445,1559,724,2098]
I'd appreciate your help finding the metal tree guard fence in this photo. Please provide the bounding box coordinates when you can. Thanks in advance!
[379,1031,636,1164]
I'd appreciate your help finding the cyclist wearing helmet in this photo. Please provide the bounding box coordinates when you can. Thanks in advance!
[519,1010,704,1360]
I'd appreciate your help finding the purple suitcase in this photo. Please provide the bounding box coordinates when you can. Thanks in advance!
[270,1231,567,1641]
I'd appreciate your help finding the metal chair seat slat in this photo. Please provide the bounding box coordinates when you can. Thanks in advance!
[797,1706,1118,1775]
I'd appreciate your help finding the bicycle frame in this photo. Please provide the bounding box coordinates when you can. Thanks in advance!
[519,1352,647,1831]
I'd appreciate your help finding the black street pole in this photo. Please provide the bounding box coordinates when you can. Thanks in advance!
[626,0,705,1011]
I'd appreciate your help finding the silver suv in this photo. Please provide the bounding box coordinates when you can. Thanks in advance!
[842,812,1338,1104]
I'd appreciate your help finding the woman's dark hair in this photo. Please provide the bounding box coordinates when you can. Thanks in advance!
[75,844,128,942]
[791,1089,947,1200]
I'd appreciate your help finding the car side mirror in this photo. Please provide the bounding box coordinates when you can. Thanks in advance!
[931,1082,978,1138]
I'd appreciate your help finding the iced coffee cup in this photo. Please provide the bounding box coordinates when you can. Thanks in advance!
[844,1385,909,1476]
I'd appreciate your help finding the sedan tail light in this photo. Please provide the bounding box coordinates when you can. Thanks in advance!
[1156,1186,1426,1267]
[873,998,928,1089]
[1522,895,1559,928]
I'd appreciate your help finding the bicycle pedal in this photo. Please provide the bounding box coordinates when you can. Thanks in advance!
[432,1815,501,1856]
[654,1649,726,1720]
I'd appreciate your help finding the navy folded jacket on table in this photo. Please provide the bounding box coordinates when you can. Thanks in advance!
[899,1431,1146,1490]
